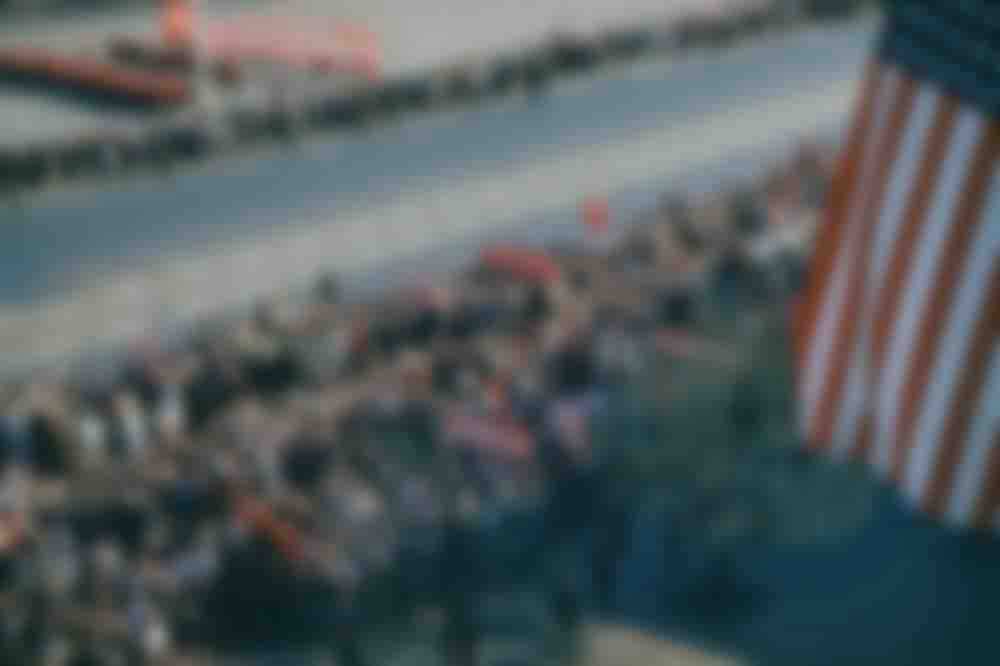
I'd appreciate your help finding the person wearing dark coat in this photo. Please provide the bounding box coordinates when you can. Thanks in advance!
[243,344,305,398]
[207,530,308,648]
[657,285,698,327]
[544,338,596,399]
[184,358,241,431]
[536,429,590,630]
[281,437,336,492]
[27,413,73,477]
[521,284,552,327]
[439,489,486,666]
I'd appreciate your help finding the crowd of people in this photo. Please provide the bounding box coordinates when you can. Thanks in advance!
[0,141,834,666]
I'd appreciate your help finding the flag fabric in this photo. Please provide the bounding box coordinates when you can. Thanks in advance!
[234,496,306,563]
[583,196,611,234]
[480,245,563,284]
[443,409,536,461]
[794,0,999,534]
[161,0,195,47]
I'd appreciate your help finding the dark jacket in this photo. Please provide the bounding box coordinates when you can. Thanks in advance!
[208,534,313,647]
[545,340,596,398]
[440,512,487,644]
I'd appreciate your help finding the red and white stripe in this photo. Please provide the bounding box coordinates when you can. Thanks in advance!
[443,410,536,461]
[795,60,1000,533]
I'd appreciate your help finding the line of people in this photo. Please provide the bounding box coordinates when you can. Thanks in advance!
[0,141,833,666]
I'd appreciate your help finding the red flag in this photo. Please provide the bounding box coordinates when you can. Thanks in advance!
[443,409,535,461]
[480,245,562,284]
[161,0,195,48]
[235,496,306,563]
[794,52,999,533]
[582,196,610,234]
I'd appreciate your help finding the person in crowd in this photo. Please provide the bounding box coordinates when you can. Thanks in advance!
[24,387,79,477]
[76,402,109,471]
[664,193,706,254]
[729,188,767,237]
[657,282,699,328]
[0,138,834,665]
[394,472,446,611]
[184,348,243,431]
[0,388,30,469]
[440,487,486,666]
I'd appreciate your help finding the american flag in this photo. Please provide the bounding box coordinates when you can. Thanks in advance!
[794,0,999,534]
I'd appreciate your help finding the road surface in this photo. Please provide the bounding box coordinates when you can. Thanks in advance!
[0,17,876,373]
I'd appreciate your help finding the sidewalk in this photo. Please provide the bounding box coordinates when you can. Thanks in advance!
[581,624,743,666]
[0,0,766,77]
[0,0,777,147]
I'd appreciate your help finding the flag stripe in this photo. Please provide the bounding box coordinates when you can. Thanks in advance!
[802,67,899,447]
[905,220,999,507]
[814,73,917,453]
[852,85,942,464]
[905,155,998,507]
[834,347,869,460]
[869,95,961,474]
[890,118,998,484]
[794,60,880,379]
[877,108,982,482]
[922,259,1000,517]
[868,86,941,282]
[852,407,876,461]
[870,96,960,379]
[972,431,1000,531]
[946,346,1000,525]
